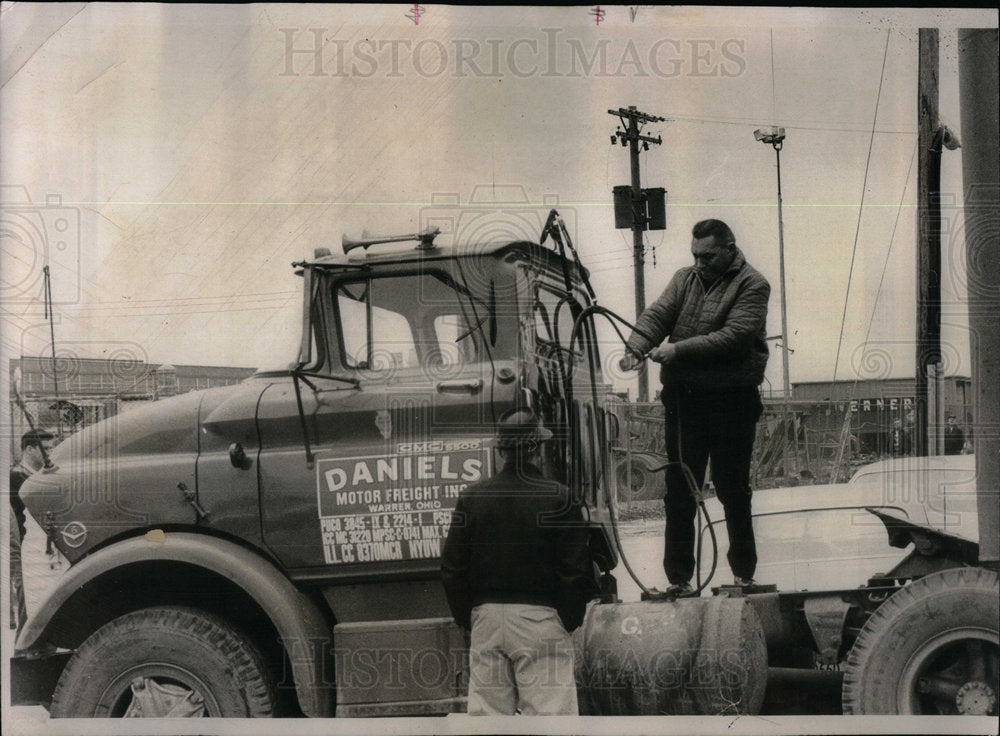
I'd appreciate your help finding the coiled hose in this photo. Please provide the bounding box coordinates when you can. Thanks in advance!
[566,303,719,599]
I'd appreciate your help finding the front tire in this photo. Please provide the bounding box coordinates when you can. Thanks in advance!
[842,567,999,715]
[50,606,277,717]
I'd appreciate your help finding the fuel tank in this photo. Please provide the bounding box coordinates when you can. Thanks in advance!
[574,596,768,715]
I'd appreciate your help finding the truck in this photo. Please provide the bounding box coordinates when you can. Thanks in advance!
[11,28,999,720]
[9,215,762,717]
[12,208,997,719]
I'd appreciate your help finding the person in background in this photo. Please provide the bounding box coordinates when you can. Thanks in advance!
[889,418,912,457]
[9,429,54,632]
[440,409,594,715]
[944,414,966,455]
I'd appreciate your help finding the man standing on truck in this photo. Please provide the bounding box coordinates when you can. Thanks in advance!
[622,219,770,596]
[440,409,593,715]
[9,429,55,632]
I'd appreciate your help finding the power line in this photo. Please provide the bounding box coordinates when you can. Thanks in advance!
[831,138,918,480]
[66,297,296,315]
[75,289,297,306]
[832,29,892,388]
[858,140,919,364]
[770,29,777,126]
[664,112,915,137]
[64,304,295,319]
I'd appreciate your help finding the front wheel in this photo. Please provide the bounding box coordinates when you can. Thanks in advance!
[842,567,999,715]
[50,606,277,717]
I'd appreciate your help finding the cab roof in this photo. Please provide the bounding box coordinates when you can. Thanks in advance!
[297,239,590,280]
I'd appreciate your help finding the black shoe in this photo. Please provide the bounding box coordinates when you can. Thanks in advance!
[733,576,758,587]
[665,582,697,598]
[643,582,696,601]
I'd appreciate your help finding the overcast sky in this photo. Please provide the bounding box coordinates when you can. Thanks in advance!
[2,5,996,396]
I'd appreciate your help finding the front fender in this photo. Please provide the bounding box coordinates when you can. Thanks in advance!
[16,531,335,717]
[868,508,980,579]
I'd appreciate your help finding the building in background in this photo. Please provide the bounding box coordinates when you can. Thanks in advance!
[791,376,973,457]
[610,376,974,492]
[8,357,256,447]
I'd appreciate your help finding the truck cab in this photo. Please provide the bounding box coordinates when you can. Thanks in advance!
[13,220,619,717]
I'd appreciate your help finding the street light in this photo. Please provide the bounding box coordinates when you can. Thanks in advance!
[755,126,797,476]
[754,127,786,146]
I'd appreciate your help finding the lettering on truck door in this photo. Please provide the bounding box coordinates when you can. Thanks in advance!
[257,268,508,572]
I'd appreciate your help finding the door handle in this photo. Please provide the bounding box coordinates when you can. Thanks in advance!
[229,442,252,470]
[435,379,483,395]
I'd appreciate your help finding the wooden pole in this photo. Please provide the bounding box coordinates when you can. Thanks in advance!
[916,28,941,457]
[958,28,1000,565]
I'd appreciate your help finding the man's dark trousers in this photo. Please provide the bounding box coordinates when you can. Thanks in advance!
[662,383,762,585]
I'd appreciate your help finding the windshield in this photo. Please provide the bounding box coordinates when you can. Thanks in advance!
[332,269,498,376]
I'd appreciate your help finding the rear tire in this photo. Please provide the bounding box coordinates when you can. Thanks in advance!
[50,606,276,718]
[842,567,999,715]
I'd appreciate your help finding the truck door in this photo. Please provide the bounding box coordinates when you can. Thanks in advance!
[256,265,515,575]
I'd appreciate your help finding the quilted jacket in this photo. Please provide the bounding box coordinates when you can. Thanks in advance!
[626,248,771,390]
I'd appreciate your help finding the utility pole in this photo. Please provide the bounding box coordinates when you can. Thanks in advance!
[609,106,664,402]
[959,26,1000,564]
[915,28,940,458]
[916,29,962,457]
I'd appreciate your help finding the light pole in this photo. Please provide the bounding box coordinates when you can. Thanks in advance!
[755,126,797,476]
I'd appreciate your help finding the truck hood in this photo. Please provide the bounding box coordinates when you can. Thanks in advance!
[18,378,270,561]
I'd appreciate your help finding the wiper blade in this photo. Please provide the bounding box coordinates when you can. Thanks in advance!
[291,365,360,467]
[455,314,487,343]
[292,367,360,389]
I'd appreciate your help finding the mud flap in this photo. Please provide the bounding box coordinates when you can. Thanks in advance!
[10,650,73,708]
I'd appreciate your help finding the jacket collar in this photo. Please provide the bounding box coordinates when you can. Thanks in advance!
[696,246,746,289]
[727,247,747,275]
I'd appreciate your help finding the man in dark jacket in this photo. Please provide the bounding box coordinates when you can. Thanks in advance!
[440,409,593,715]
[623,219,770,595]
[944,415,965,455]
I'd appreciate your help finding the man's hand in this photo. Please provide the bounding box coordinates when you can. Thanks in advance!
[619,350,643,372]
[649,341,678,364]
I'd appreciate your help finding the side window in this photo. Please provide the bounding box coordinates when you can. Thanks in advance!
[433,314,477,368]
[337,282,369,368]
[335,272,488,373]
[371,303,418,370]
